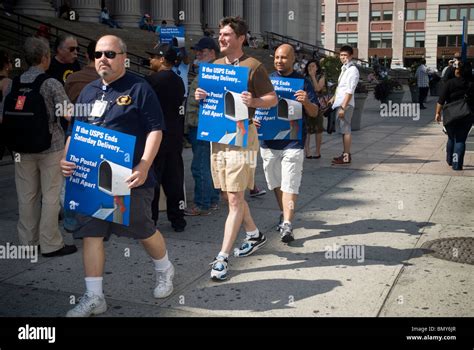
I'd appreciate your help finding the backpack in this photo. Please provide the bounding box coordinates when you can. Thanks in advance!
[1,73,52,153]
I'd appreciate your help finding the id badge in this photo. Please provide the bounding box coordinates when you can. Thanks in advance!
[15,96,26,110]
[90,100,108,118]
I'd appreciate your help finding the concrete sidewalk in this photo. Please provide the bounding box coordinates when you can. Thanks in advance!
[0,88,472,317]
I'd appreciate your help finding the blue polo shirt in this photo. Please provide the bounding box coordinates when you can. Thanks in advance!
[71,72,165,188]
[260,71,318,150]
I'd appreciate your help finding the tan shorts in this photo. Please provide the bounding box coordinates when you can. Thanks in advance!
[211,124,259,192]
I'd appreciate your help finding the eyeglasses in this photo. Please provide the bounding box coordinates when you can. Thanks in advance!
[94,51,125,59]
[67,47,80,52]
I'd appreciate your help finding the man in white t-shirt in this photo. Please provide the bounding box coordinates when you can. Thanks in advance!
[330,45,359,165]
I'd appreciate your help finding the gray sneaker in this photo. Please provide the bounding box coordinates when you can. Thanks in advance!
[66,291,107,317]
[275,214,284,232]
[280,222,294,243]
[154,264,175,298]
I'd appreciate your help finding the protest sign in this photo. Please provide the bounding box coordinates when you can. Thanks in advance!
[64,121,136,226]
[159,26,185,47]
[197,63,250,147]
[255,76,304,140]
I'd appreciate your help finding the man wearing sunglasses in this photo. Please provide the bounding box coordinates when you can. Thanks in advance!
[65,40,99,104]
[47,34,81,85]
[61,35,174,317]
[47,35,82,133]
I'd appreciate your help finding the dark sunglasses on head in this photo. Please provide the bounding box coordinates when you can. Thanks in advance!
[67,46,80,52]
[94,51,124,59]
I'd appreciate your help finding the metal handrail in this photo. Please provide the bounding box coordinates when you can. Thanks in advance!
[0,11,152,77]
[264,31,371,67]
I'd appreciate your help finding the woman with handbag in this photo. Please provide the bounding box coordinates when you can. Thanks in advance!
[435,61,474,170]
[304,60,326,159]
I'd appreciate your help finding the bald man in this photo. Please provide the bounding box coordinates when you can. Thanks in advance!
[61,35,175,317]
[258,44,319,243]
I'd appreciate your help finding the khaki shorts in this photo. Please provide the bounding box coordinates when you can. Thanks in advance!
[211,124,259,192]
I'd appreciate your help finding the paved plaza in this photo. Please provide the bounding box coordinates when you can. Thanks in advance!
[0,89,472,318]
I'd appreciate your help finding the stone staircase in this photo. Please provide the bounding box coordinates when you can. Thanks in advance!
[1,12,382,90]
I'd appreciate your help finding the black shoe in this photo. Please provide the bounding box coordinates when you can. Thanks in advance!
[42,244,77,257]
[171,218,186,232]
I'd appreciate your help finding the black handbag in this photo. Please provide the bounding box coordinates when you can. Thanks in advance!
[442,96,472,126]
[327,109,336,134]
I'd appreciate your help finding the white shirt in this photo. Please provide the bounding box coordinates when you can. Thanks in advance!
[333,61,359,109]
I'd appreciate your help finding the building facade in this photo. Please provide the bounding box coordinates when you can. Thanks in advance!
[13,0,322,45]
[322,0,474,69]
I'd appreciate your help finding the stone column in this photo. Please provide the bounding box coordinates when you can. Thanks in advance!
[392,0,406,68]
[70,0,101,23]
[358,0,370,62]
[151,0,175,25]
[113,0,142,28]
[14,0,55,17]
[324,0,336,52]
[178,0,202,35]
[204,0,224,32]
[225,0,243,17]
[244,0,260,35]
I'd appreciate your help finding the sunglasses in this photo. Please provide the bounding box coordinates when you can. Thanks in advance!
[67,46,80,52]
[94,51,125,59]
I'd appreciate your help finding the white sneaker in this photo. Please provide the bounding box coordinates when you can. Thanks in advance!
[66,291,107,317]
[210,256,228,281]
[153,264,175,298]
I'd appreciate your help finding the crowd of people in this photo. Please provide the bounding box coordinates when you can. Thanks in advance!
[2,11,470,318]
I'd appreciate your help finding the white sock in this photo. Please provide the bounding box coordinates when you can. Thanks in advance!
[152,251,172,272]
[217,252,229,259]
[85,277,103,296]
[283,221,292,226]
[246,228,259,238]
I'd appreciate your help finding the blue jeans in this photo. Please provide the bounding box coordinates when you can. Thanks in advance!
[187,127,220,209]
[446,120,472,170]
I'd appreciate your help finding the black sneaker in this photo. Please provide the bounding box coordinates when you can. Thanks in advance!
[172,219,187,232]
[233,232,267,257]
[42,244,77,257]
[280,223,294,243]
